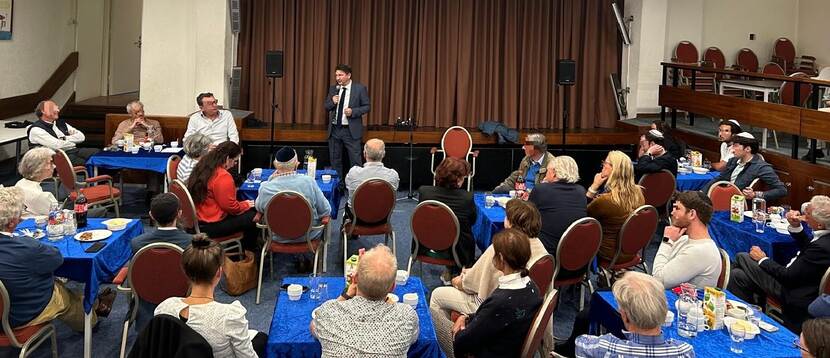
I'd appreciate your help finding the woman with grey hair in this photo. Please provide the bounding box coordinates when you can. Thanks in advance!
[177,133,212,183]
[528,155,587,263]
[14,147,59,218]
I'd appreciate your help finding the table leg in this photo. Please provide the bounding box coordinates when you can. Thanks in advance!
[94,165,99,178]
[84,311,92,358]
[15,139,21,173]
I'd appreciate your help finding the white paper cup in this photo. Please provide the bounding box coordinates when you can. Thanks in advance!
[287,284,303,301]
[153,144,163,152]
[142,142,151,150]
[395,270,409,285]
[403,293,418,308]
[171,141,179,148]
[130,146,140,154]
[322,174,332,183]
[387,293,399,303]
[116,139,125,147]
[509,190,517,199]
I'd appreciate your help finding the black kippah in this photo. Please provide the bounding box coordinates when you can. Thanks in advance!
[275,147,296,163]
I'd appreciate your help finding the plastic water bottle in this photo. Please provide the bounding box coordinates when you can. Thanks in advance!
[676,292,697,338]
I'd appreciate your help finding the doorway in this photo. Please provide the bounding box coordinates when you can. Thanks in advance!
[107,0,142,95]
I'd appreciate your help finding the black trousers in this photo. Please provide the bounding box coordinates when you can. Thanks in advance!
[199,208,260,251]
[66,147,100,167]
[328,125,362,187]
[252,331,267,357]
[727,252,784,306]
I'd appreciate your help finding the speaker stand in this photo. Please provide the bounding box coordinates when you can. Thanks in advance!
[561,85,570,154]
[268,76,279,162]
[397,117,418,202]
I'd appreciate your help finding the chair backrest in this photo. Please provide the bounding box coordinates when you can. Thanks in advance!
[817,66,830,81]
[554,217,602,282]
[53,149,78,192]
[352,178,396,225]
[820,266,830,295]
[410,200,459,252]
[736,48,759,73]
[441,126,473,160]
[265,191,313,240]
[128,243,190,305]
[169,179,200,233]
[528,255,554,297]
[674,41,698,77]
[0,280,24,347]
[773,37,796,65]
[167,155,181,183]
[703,47,726,70]
[762,62,785,76]
[519,290,559,358]
[707,181,742,211]
[779,72,813,107]
[717,249,730,290]
[638,170,676,208]
[614,205,659,263]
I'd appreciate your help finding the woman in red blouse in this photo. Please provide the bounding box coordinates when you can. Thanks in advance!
[187,141,259,249]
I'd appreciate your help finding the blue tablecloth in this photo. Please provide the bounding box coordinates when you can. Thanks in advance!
[267,276,444,358]
[589,289,800,357]
[471,193,509,250]
[86,147,183,174]
[237,169,341,219]
[676,171,719,191]
[708,212,799,266]
[15,218,142,313]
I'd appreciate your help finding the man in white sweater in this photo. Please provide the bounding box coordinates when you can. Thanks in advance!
[652,191,722,288]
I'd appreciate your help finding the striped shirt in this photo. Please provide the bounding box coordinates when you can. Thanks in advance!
[575,332,695,358]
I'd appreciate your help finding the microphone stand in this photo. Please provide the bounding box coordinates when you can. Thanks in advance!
[397,116,418,201]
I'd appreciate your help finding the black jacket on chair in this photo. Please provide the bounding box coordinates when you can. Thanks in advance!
[128,314,214,358]
[418,185,477,267]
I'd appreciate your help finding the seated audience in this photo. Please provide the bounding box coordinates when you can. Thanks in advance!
[712,119,742,171]
[703,132,788,202]
[345,138,400,211]
[419,157,477,281]
[187,141,259,249]
[0,187,114,332]
[798,318,830,358]
[131,193,193,254]
[184,92,239,145]
[311,244,418,357]
[729,195,830,332]
[650,120,684,159]
[112,100,163,145]
[529,155,586,255]
[493,133,555,193]
[15,147,59,218]
[652,191,722,288]
[177,133,212,184]
[586,150,645,263]
[452,228,543,358]
[28,99,98,166]
[155,234,266,357]
[810,294,830,318]
[575,272,695,357]
[635,129,677,180]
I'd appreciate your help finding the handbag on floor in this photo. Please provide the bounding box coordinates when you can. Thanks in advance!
[221,250,257,296]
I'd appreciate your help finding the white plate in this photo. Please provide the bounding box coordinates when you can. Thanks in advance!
[495,197,511,207]
[744,211,754,218]
[74,229,112,242]
[727,299,750,311]
[724,316,761,339]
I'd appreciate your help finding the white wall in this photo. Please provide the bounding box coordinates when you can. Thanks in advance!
[75,0,107,101]
[797,0,830,70]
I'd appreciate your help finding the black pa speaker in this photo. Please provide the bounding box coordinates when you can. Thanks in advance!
[265,50,284,78]
[557,59,576,86]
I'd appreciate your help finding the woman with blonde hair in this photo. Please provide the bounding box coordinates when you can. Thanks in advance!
[586,150,645,262]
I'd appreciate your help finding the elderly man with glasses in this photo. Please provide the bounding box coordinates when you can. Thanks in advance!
[492,133,555,194]
[184,92,239,145]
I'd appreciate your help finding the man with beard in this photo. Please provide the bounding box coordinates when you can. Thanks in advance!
[711,119,742,171]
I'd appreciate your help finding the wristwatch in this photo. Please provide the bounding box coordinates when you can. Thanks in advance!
[340,292,354,300]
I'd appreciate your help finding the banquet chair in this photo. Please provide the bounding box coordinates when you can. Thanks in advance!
[707,181,742,211]
[165,154,181,191]
[598,205,659,287]
[716,249,730,290]
[672,41,699,86]
[127,314,213,358]
[528,255,554,298]
[430,126,478,191]
[638,170,676,212]
[53,148,121,216]
[772,37,797,74]
[749,177,790,206]
[255,191,329,304]
[519,290,559,358]
[762,62,785,76]
[116,243,189,358]
[407,200,462,277]
[168,179,243,255]
[736,48,759,73]
[0,280,58,358]
[341,178,396,274]
[779,72,813,107]
[553,217,602,311]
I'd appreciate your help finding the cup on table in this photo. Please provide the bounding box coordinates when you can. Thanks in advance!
[663,311,674,327]
[309,275,321,301]
[322,174,332,183]
[508,190,517,199]
[130,146,140,154]
[403,293,418,308]
[395,270,409,285]
[141,142,152,150]
[35,216,47,231]
[747,304,763,327]
[730,322,746,353]
[62,210,77,236]
[485,195,496,208]
[287,284,303,301]
[116,139,125,148]
[153,144,163,152]
[252,168,263,182]
[170,140,179,148]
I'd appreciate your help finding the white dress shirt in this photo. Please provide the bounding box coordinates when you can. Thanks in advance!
[338,82,352,125]
[759,226,830,268]
[14,178,59,218]
[184,110,239,145]
[720,142,734,163]
[28,121,85,150]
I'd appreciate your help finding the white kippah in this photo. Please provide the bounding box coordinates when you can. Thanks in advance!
[728,119,741,128]
[736,132,755,140]
[648,129,664,139]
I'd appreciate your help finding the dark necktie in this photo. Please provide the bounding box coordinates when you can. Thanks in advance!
[335,87,347,125]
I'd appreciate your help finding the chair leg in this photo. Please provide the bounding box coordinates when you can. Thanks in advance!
[579,284,585,312]
[269,252,274,281]
[313,248,320,276]
[342,232,349,276]
[114,200,120,217]
[119,319,130,358]
[256,247,267,305]
[390,232,397,257]
[407,255,414,276]
[50,328,58,358]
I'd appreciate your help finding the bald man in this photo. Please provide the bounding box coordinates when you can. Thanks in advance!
[28,100,98,166]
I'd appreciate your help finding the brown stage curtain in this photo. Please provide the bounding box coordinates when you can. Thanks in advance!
[238,0,621,130]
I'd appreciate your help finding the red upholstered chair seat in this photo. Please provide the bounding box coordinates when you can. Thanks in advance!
[553,273,587,287]
[0,324,50,347]
[415,255,456,267]
[69,185,122,203]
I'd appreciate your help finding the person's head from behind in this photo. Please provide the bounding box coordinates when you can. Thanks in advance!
[731,132,759,161]
[523,133,547,160]
[612,271,667,332]
[803,195,830,231]
[182,234,224,286]
[0,187,25,232]
[718,119,742,143]
[18,147,55,182]
[183,133,212,160]
[334,64,352,86]
[650,120,669,133]
[491,228,531,276]
[196,92,219,117]
[150,193,180,227]
[355,244,397,301]
[364,138,386,163]
[670,191,713,228]
[800,318,830,358]
[504,199,541,238]
[188,141,242,204]
[35,100,59,121]
[545,155,579,183]
[434,157,470,189]
[273,146,299,173]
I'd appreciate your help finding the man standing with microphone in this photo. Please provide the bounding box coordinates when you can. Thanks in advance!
[325,64,371,192]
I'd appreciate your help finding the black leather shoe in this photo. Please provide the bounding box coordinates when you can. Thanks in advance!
[802,149,826,160]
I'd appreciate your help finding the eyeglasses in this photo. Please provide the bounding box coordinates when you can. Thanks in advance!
[202,99,219,105]
[793,338,811,354]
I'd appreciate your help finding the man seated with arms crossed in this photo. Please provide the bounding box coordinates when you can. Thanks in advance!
[184,92,240,145]
[575,272,695,357]
[702,132,788,202]
[729,195,830,332]
[634,129,677,180]
[493,133,554,193]
[111,100,164,145]
[311,244,418,357]
[28,99,98,166]
[0,187,114,332]
[712,119,742,171]
[652,191,721,288]
[345,138,399,219]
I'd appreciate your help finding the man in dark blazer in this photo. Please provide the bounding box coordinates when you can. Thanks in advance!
[324,64,371,188]
[634,129,677,181]
[702,132,788,202]
[728,195,830,332]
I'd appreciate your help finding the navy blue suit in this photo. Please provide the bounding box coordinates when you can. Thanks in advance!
[325,82,370,182]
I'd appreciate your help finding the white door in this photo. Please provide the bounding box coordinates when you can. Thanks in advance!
[108,0,142,95]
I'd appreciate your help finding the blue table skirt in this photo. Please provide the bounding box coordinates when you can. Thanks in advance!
[238,169,341,219]
[86,147,183,174]
[471,193,509,251]
[15,218,142,313]
[676,171,719,191]
[708,212,799,266]
[589,289,800,357]
[267,276,444,358]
